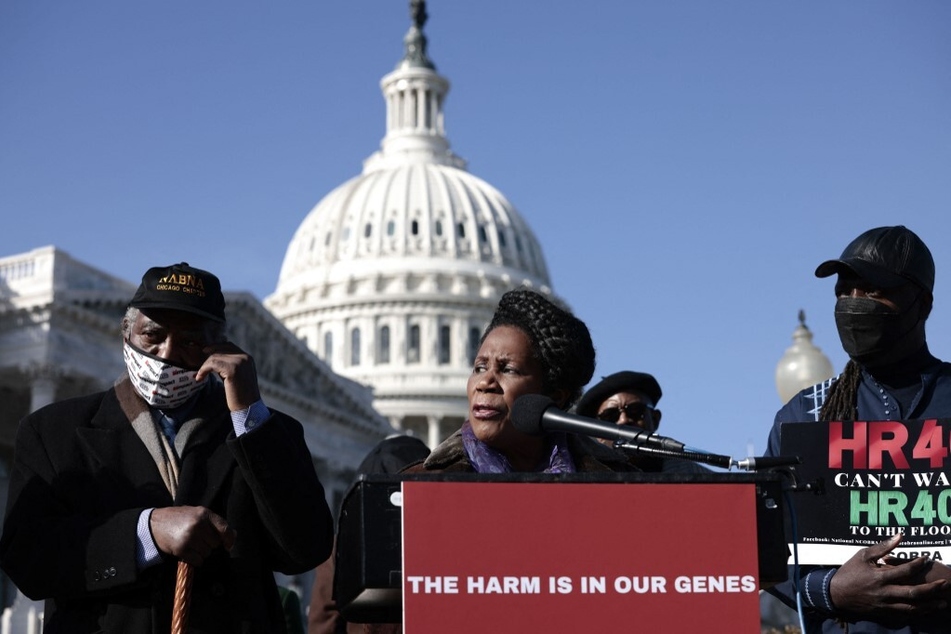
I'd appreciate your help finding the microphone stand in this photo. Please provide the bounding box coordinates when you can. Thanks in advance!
[614,441,732,469]
[614,441,803,472]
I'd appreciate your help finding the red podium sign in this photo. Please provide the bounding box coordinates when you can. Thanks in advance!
[402,481,761,633]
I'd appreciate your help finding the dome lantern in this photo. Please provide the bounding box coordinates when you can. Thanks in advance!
[366,0,464,172]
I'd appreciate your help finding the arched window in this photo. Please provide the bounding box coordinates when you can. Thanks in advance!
[379,325,391,364]
[350,327,361,366]
[467,327,481,365]
[407,324,421,364]
[438,324,451,365]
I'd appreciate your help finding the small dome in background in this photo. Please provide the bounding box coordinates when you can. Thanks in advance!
[775,310,836,404]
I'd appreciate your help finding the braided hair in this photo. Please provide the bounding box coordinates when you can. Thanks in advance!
[818,360,862,422]
[483,288,595,407]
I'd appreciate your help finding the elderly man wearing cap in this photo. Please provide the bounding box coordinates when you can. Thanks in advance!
[0,263,334,633]
[575,370,708,473]
[765,226,951,633]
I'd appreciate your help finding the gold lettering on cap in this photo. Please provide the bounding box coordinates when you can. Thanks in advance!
[157,273,207,293]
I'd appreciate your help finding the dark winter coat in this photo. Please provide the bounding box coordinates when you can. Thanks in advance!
[0,380,333,634]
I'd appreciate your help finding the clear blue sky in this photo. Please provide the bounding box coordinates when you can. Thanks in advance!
[2,1,949,461]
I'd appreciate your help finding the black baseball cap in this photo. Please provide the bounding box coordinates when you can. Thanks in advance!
[129,262,226,322]
[575,371,662,418]
[815,225,934,293]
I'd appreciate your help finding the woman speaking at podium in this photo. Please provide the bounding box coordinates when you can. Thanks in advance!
[403,288,635,475]
[329,289,635,634]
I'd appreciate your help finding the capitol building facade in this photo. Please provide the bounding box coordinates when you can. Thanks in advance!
[0,5,559,623]
[265,2,555,448]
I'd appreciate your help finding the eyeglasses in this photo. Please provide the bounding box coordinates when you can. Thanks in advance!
[596,402,652,424]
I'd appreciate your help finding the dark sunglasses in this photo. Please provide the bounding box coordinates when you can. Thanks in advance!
[596,402,652,423]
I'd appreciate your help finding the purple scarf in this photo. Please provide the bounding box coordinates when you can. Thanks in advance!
[461,420,576,474]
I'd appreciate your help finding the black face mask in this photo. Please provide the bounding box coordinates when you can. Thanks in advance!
[834,296,924,368]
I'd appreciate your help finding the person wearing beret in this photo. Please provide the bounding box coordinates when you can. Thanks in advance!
[575,370,709,474]
[765,226,951,633]
[0,262,334,633]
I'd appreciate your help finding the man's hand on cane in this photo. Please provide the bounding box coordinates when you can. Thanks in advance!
[150,506,236,566]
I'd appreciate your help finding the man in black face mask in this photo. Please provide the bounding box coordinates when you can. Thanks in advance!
[765,226,951,633]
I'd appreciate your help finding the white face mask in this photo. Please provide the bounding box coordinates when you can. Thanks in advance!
[123,341,208,409]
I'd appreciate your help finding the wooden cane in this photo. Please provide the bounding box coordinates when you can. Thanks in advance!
[171,560,195,634]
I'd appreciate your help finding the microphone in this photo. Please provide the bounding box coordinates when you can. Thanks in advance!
[511,394,686,452]
[731,456,801,471]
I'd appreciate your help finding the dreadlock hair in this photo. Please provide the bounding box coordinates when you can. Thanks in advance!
[818,360,861,421]
[483,288,596,408]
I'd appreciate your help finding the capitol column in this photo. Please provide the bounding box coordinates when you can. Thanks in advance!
[426,416,441,450]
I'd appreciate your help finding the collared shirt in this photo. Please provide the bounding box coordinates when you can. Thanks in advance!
[765,358,951,634]
[135,399,272,568]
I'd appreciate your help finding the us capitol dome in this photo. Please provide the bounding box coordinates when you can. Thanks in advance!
[265,1,557,447]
